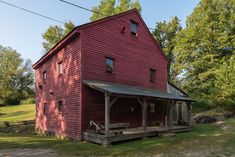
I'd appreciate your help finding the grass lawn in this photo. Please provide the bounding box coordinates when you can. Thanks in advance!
[0,119,235,156]
[0,104,35,124]
[0,104,234,156]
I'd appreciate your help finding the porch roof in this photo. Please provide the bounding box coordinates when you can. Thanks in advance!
[83,80,193,102]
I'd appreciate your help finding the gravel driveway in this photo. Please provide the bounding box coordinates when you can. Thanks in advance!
[0,149,58,157]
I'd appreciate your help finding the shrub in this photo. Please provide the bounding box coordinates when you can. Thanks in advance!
[20,98,35,105]
[4,121,10,127]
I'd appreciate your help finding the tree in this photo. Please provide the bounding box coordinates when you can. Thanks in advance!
[174,0,235,108]
[152,16,182,82]
[42,21,75,52]
[214,56,235,112]
[0,45,34,105]
[90,0,141,21]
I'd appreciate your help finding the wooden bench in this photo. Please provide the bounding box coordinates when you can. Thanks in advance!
[110,122,130,130]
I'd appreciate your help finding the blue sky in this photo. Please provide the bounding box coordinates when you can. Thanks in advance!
[0,0,200,63]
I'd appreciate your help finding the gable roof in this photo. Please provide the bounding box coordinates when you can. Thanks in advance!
[33,9,168,69]
[167,82,188,96]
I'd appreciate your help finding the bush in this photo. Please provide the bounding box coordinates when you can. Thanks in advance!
[4,121,10,127]
[20,98,35,105]
[192,99,211,113]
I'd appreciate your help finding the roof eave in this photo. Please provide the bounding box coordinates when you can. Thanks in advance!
[32,29,80,69]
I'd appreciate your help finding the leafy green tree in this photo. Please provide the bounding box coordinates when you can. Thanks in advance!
[214,56,235,112]
[174,0,235,108]
[152,16,182,82]
[42,21,75,52]
[90,0,141,21]
[0,45,34,105]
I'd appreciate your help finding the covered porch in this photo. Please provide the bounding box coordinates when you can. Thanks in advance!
[82,80,193,146]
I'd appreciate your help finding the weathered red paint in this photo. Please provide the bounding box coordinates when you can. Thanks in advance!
[33,9,168,140]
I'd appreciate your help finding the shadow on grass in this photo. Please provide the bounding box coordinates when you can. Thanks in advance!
[0,113,6,116]
[1,111,31,118]
[0,122,234,156]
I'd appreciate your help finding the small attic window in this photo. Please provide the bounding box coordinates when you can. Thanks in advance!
[106,57,114,73]
[131,21,138,36]
[58,61,63,75]
[43,71,47,83]
[150,68,156,82]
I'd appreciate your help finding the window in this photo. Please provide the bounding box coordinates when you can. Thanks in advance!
[106,57,114,73]
[150,103,155,113]
[43,103,47,115]
[43,71,47,83]
[58,101,63,114]
[149,69,156,82]
[58,62,63,75]
[131,21,138,35]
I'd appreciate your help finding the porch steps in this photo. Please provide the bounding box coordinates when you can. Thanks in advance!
[161,132,176,137]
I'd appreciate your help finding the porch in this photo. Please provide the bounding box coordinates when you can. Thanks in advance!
[83,125,191,145]
[83,80,194,146]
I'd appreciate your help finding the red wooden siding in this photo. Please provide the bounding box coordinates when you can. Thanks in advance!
[83,86,168,131]
[34,10,169,140]
[35,35,82,139]
[81,11,168,132]
[81,11,167,90]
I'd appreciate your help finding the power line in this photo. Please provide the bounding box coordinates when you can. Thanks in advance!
[0,0,64,24]
[59,0,156,29]
[1,0,205,43]
[59,0,106,17]
[59,0,207,43]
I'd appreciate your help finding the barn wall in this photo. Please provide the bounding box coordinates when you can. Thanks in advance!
[81,11,168,90]
[81,11,168,131]
[147,100,169,126]
[35,35,82,139]
[35,10,169,139]
[83,86,169,131]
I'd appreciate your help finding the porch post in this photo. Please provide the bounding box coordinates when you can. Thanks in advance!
[137,97,148,131]
[187,102,192,127]
[169,101,174,129]
[142,98,147,131]
[105,93,110,136]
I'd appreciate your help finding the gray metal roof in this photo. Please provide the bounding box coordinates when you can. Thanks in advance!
[83,80,193,101]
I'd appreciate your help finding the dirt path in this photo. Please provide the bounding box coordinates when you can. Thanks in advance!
[0,149,58,157]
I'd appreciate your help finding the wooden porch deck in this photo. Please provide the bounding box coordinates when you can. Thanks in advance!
[83,126,191,146]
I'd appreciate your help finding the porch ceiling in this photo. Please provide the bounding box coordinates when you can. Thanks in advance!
[83,80,193,102]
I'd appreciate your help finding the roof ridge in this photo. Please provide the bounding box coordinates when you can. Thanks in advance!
[33,9,138,68]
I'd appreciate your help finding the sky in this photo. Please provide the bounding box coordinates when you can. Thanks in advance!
[0,0,200,63]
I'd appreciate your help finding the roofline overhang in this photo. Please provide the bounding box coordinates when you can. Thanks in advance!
[33,9,169,69]
[83,80,195,102]
[32,29,80,69]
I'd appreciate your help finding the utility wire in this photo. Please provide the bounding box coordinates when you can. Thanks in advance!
[59,0,156,29]
[59,0,106,16]
[0,0,206,43]
[59,0,208,43]
[0,0,64,24]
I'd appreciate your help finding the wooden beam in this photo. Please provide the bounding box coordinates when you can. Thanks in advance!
[137,97,144,107]
[105,93,110,136]
[137,97,148,131]
[187,102,192,127]
[142,98,147,131]
[109,97,118,109]
[168,101,175,129]
[147,99,152,106]
[165,115,168,128]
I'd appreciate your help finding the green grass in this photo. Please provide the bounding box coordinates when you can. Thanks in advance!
[0,104,35,124]
[0,119,235,156]
[0,104,234,156]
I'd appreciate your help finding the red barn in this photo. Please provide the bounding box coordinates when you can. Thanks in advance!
[33,9,193,146]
